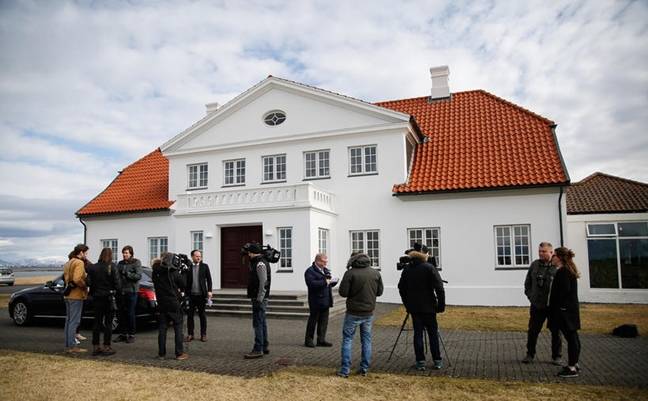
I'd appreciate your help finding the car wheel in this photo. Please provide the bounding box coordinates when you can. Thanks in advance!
[12,300,30,326]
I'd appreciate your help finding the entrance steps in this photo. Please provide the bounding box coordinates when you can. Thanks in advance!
[206,289,346,319]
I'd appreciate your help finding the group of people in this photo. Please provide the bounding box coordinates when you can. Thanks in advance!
[62,239,582,379]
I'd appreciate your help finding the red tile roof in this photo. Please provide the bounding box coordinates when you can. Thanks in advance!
[376,90,569,193]
[567,172,648,214]
[77,149,173,216]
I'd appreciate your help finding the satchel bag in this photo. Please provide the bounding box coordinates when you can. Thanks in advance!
[63,281,76,296]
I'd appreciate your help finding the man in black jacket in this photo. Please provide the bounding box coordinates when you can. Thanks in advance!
[114,245,142,343]
[304,253,336,348]
[244,243,271,359]
[152,253,188,360]
[398,245,445,371]
[185,250,212,342]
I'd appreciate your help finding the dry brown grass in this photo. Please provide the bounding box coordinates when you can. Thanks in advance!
[0,294,9,309]
[375,304,648,334]
[15,275,59,286]
[0,350,646,401]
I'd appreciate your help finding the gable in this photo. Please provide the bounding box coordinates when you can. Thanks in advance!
[567,172,648,214]
[163,78,410,154]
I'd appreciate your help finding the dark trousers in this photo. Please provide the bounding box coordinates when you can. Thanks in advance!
[92,296,114,346]
[558,326,581,366]
[412,313,441,361]
[158,308,184,357]
[118,292,138,336]
[252,299,269,352]
[527,305,562,358]
[305,307,329,342]
[187,294,207,336]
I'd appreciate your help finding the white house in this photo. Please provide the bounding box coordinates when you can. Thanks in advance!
[566,172,648,304]
[77,67,572,306]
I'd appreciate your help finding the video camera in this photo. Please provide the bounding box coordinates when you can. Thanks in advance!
[160,252,191,272]
[396,243,438,270]
[240,242,281,264]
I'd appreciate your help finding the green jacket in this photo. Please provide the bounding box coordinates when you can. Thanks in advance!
[339,253,384,316]
[117,258,142,293]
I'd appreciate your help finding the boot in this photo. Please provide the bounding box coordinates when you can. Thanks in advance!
[92,345,104,356]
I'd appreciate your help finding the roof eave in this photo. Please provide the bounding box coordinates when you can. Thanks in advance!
[392,182,570,197]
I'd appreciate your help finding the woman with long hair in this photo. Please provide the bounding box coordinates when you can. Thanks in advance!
[87,248,120,356]
[548,247,581,378]
[63,244,89,353]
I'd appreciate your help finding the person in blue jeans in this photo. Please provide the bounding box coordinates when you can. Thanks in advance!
[337,252,383,377]
[244,243,271,359]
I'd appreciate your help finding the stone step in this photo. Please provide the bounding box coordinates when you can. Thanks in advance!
[212,297,307,306]
[206,308,311,320]
[209,303,311,313]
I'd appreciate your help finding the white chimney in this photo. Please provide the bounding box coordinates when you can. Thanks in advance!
[429,65,450,100]
[205,102,220,115]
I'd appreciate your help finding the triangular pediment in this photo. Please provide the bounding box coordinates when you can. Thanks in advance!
[162,77,410,154]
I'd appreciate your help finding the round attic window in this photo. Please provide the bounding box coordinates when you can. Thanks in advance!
[263,110,286,126]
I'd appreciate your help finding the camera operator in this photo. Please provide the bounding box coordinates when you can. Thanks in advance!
[522,242,562,365]
[114,245,142,343]
[244,243,271,359]
[184,250,212,342]
[397,244,445,371]
[152,253,189,360]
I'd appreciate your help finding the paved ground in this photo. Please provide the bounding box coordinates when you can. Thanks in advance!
[1,303,646,388]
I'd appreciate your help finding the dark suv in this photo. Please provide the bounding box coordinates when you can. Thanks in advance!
[8,268,158,328]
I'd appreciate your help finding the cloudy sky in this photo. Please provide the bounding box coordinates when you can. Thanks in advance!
[0,0,646,263]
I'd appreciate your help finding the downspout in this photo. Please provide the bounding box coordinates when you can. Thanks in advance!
[79,217,87,245]
[558,187,564,247]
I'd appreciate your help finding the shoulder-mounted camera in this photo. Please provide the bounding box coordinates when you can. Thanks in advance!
[240,242,281,264]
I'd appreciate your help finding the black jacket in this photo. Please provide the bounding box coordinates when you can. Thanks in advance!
[524,259,557,309]
[185,262,212,297]
[548,267,581,331]
[305,263,334,310]
[87,261,120,298]
[117,258,142,293]
[152,265,185,311]
[247,256,271,301]
[398,251,446,314]
[339,253,383,316]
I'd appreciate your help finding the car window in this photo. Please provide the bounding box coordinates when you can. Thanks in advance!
[53,276,64,287]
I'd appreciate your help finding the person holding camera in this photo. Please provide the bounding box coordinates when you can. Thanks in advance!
[244,243,271,359]
[114,245,142,343]
[397,244,445,371]
[337,252,383,378]
[522,242,562,365]
[549,247,582,378]
[304,253,337,348]
[63,244,89,353]
[184,250,212,342]
[87,247,120,356]
[152,253,189,360]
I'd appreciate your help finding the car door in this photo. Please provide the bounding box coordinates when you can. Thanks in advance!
[29,275,66,316]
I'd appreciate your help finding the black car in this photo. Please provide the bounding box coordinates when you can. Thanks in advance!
[8,268,158,328]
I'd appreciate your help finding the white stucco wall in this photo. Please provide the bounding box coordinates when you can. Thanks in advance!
[567,212,648,304]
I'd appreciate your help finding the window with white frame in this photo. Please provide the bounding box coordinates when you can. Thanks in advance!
[494,225,530,267]
[224,159,245,186]
[587,221,648,289]
[101,239,119,263]
[349,145,377,175]
[262,154,286,182]
[148,237,168,263]
[187,163,208,189]
[318,228,329,255]
[278,227,293,269]
[407,228,441,267]
[191,231,204,253]
[350,230,380,268]
[304,150,330,179]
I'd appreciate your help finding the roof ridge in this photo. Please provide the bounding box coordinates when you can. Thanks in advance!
[475,90,555,126]
[574,171,648,187]
[373,90,483,105]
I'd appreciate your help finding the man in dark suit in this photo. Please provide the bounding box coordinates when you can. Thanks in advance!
[304,253,336,348]
[185,250,212,342]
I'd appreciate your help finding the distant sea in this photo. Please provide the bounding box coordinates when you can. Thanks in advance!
[14,270,62,278]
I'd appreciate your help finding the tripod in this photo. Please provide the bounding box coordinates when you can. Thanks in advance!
[387,312,451,367]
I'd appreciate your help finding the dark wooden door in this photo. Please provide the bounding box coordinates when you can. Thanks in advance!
[221,225,262,288]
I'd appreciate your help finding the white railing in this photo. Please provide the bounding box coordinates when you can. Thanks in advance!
[175,183,335,214]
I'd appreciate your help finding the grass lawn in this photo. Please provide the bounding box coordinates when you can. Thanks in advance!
[0,294,9,309]
[375,304,648,335]
[1,350,646,401]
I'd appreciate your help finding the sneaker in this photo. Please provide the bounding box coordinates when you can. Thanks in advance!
[102,347,116,356]
[175,353,189,361]
[113,335,127,343]
[92,346,104,356]
[184,335,193,342]
[304,340,316,348]
[317,341,333,347]
[336,371,349,378]
[73,338,81,346]
[557,366,579,378]
[433,359,443,370]
[415,361,426,371]
[263,349,270,355]
[126,335,135,344]
[522,354,534,364]
[76,334,87,341]
[356,369,368,377]
[551,357,563,366]
[200,335,207,342]
[66,347,87,354]
[244,351,264,359]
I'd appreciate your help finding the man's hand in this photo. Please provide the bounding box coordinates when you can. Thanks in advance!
[325,279,331,286]
[207,291,212,299]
